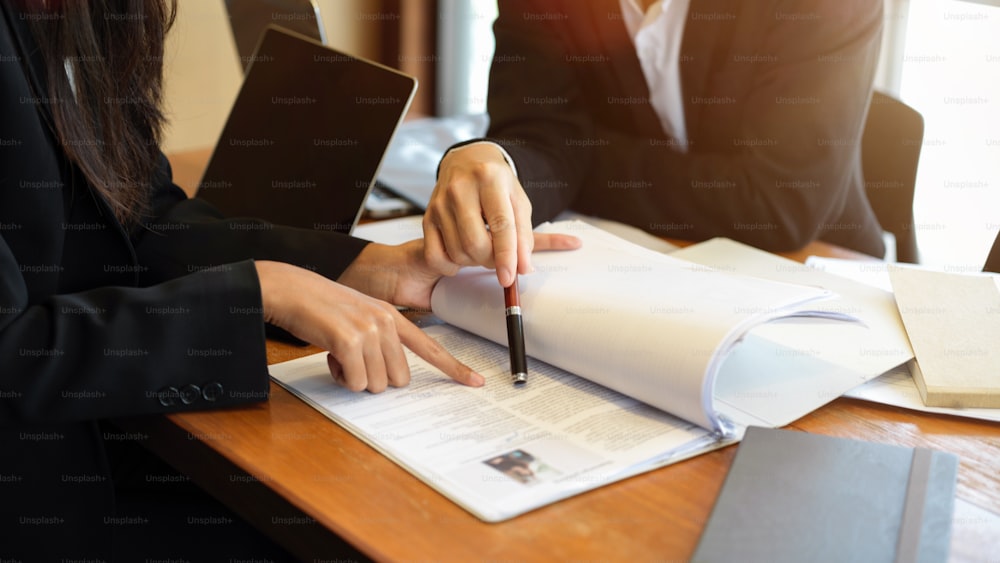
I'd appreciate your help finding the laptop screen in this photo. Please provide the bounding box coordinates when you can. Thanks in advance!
[225,0,326,72]
[197,25,416,233]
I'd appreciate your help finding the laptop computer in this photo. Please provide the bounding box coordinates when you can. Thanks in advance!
[196,24,416,233]
[225,0,325,73]
[222,0,417,218]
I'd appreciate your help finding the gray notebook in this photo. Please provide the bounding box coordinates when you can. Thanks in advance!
[693,426,958,563]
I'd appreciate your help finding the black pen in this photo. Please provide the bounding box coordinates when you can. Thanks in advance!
[504,276,528,385]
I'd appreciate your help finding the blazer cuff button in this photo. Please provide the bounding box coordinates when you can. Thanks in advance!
[180,384,201,405]
[202,382,224,402]
[157,386,180,407]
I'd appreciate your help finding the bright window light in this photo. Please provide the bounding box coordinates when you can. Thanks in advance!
[899,0,1000,270]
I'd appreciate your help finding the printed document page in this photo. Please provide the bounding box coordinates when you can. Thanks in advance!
[270,325,725,522]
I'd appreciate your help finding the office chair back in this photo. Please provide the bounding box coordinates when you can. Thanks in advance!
[861,91,924,263]
[984,232,1000,273]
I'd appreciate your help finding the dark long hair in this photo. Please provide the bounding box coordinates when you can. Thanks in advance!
[24,0,176,224]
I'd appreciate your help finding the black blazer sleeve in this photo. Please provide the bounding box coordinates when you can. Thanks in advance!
[0,159,371,426]
[134,154,369,285]
[484,0,595,223]
[0,249,269,425]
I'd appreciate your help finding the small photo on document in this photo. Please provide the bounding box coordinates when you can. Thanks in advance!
[482,449,559,486]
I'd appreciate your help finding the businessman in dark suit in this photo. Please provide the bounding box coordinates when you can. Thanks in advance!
[425,0,885,288]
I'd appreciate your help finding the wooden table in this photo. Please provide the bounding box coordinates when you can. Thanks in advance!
[119,150,1000,561]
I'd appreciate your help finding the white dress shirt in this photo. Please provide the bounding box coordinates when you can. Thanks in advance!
[619,0,691,151]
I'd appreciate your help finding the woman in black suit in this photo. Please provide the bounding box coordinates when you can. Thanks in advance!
[0,1,575,558]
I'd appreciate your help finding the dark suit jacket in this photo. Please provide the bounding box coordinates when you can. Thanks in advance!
[0,6,367,558]
[485,0,886,256]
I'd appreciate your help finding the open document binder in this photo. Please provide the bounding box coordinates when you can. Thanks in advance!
[269,221,913,522]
